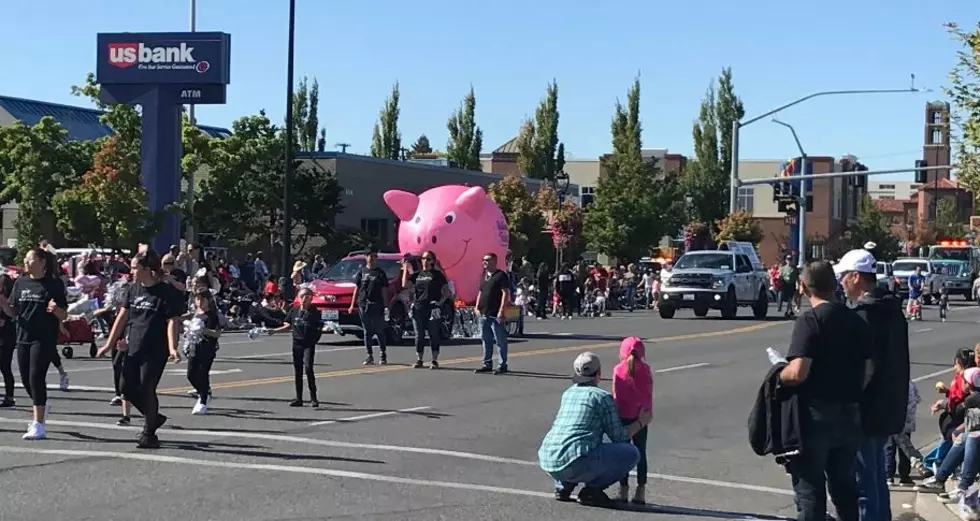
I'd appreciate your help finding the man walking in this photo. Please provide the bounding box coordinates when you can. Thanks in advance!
[475,253,510,375]
[836,249,910,521]
[350,249,390,366]
[781,260,871,521]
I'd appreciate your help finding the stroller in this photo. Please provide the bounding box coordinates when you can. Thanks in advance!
[582,288,610,318]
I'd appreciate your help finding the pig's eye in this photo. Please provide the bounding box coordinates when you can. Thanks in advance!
[445,211,456,224]
[414,216,421,224]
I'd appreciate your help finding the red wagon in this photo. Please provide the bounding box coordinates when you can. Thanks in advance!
[57,317,97,359]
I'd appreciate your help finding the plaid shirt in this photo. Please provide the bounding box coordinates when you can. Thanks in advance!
[537,383,630,472]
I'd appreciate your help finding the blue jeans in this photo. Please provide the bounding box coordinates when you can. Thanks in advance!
[624,284,636,310]
[924,439,952,471]
[480,316,508,367]
[548,442,640,490]
[359,309,387,357]
[857,436,890,521]
[936,435,980,490]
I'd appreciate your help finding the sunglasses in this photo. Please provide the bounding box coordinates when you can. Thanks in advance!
[421,257,433,261]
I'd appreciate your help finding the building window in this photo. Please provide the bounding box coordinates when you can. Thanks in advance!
[878,184,895,190]
[932,129,944,144]
[736,187,754,213]
[933,111,943,125]
[833,177,843,219]
[892,215,902,224]
[360,218,390,245]
[879,195,895,200]
[581,186,596,208]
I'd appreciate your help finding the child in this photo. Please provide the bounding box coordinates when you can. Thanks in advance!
[268,286,322,407]
[612,336,654,504]
[185,289,222,415]
[650,276,661,310]
[887,380,927,486]
[939,284,949,323]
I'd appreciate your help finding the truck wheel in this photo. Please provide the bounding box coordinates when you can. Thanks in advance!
[753,288,769,319]
[720,287,737,319]
[693,306,708,317]
[658,306,676,319]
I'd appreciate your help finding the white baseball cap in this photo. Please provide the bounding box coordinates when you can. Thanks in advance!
[834,249,877,275]
[572,351,602,383]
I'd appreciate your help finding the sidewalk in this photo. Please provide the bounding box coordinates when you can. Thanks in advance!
[914,481,971,521]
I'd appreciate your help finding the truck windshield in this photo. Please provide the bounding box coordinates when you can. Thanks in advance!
[674,253,732,270]
[930,248,970,261]
[892,261,927,273]
[319,258,401,281]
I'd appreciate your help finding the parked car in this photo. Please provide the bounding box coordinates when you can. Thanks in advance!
[876,262,894,293]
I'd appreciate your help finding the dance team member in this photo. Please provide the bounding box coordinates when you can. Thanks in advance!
[0,248,68,440]
[268,286,321,407]
[0,271,15,408]
[99,249,185,449]
[185,288,222,415]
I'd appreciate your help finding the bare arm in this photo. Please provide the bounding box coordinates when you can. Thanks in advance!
[778,357,812,386]
[167,318,180,359]
[97,308,130,356]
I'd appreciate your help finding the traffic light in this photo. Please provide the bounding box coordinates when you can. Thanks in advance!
[773,182,782,201]
[851,162,868,189]
[805,195,813,212]
[915,160,928,183]
[778,199,797,213]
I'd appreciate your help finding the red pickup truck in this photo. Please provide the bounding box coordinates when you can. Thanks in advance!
[306,251,453,343]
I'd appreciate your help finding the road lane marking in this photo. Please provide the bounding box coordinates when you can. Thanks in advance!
[0,442,794,499]
[913,368,953,383]
[914,328,934,333]
[5,383,117,392]
[309,406,432,427]
[165,368,242,376]
[161,321,782,393]
[223,345,367,358]
[656,362,710,373]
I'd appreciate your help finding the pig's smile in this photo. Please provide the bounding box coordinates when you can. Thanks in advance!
[442,238,471,271]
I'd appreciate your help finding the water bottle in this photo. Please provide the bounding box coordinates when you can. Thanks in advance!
[247,327,268,340]
[766,347,787,365]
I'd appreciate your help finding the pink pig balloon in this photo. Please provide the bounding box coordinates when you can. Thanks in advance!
[383,185,509,303]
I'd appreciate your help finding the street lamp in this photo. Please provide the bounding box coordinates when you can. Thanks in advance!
[772,119,808,268]
[729,84,922,213]
[550,170,571,268]
[684,192,694,219]
[282,0,297,295]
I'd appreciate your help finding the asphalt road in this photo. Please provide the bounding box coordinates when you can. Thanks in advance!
[0,300,974,521]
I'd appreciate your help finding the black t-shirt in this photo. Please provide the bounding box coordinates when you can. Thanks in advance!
[125,282,186,356]
[189,309,221,357]
[786,302,870,404]
[410,269,448,308]
[477,270,510,316]
[11,275,68,346]
[555,270,575,294]
[353,267,388,312]
[287,306,322,346]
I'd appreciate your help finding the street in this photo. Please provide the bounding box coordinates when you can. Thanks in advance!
[0,302,973,521]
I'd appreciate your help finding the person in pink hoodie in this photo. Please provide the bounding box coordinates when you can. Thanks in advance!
[612,336,654,504]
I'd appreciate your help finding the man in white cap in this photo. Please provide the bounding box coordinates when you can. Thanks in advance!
[835,249,910,521]
[537,352,649,507]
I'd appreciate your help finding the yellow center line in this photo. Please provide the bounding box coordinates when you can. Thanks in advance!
[160,321,783,394]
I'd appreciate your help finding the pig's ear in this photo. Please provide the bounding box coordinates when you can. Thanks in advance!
[455,186,486,219]
[383,190,420,221]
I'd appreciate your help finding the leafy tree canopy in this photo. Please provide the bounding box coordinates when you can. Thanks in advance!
[487,174,545,259]
[370,82,401,160]
[842,195,902,260]
[714,210,763,244]
[446,87,483,171]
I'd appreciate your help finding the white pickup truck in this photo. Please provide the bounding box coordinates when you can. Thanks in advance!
[658,241,769,320]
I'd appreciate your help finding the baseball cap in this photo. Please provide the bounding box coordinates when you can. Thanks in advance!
[572,351,602,383]
[833,249,877,275]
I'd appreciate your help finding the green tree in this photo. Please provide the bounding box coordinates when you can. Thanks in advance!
[517,81,564,180]
[842,195,902,260]
[194,112,343,255]
[936,198,964,238]
[293,76,327,153]
[410,134,433,156]
[583,77,684,260]
[682,68,744,225]
[446,86,483,171]
[52,136,159,249]
[714,210,763,244]
[487,174,544,259]
[0,118,94,248]
[945,22,980,202]
[370,82,401,160]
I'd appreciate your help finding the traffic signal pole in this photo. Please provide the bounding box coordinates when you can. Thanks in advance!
[738,165,950,186]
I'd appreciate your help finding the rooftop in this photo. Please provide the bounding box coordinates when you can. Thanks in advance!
[874,198,911,213]
[0,94,231,141]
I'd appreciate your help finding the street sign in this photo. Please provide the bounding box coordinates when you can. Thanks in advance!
[784,215,797,226]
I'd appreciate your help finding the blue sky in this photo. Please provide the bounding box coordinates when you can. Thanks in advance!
[3,0,977,181]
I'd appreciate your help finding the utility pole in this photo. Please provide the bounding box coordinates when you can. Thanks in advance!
[282,0,296,292]
[772,119,807,268]
[185,0,198,244]
[336,142,351,153]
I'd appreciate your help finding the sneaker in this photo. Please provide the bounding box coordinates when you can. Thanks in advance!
[22,421,45,440]
[380,355,388,366]
[289,399,303,407]
[136,433,160,449]
[631,485,646,505]
[939,489,967,504]
[0,397,13,408]
[363,357,375,366]
[109,395,123,406]
[59,374,69,391]
[430,360,439,370]
[577,487,613,507]
[554,485,575,502]
[915,478,944,492]
[494,364,509,375]
[116,416,131,426]
[413,360,424,369]
[310,399,320,408]
[474,366,493,374]
[616,484,629,502]
[191,401,207,415]
[897,478,916,487]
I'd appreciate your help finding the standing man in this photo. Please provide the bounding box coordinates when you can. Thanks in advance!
[778,255,799,317]
[475,252,510,375]
[836,249,910,521]
[254,251,270,291]
[781,260,871,521]
[349,249,389,366]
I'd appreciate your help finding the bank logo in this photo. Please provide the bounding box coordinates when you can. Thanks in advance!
[107,42,209,73]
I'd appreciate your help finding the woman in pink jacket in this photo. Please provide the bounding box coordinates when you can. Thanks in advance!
[612,336,654,504]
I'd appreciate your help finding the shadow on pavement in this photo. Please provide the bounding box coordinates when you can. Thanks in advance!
[173,442,386,464]
[588,502,793,520]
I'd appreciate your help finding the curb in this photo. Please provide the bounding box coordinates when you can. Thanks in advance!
[915,490,962,521]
